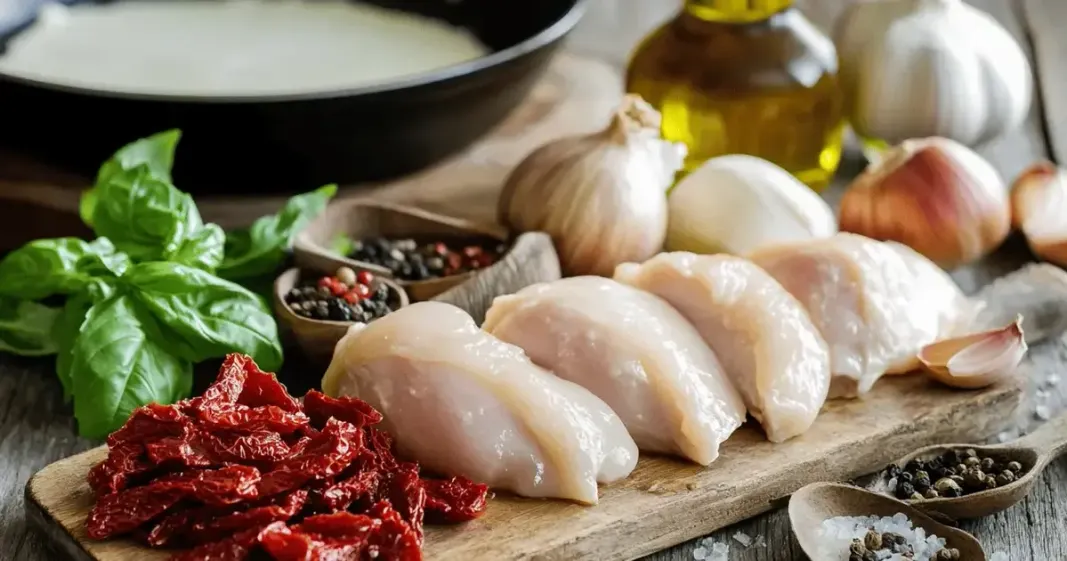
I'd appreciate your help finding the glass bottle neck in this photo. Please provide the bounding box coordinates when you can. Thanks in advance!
[684,0,794,23]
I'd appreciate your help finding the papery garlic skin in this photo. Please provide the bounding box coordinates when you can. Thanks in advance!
[835,0,1032,147]
[498,95,686,277]
[665,155,837,256]
[918,316,1027,390]
[1011,162,1067,267]
[838,137,1011,269]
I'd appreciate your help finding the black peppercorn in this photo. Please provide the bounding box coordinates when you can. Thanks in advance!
[983,475,998,490]
[963,469,986,490]
[898,482,915,499]
[923,488,940,499]
[849,540,866,556]
[900,472,914,483]
[1007,460,1023,473]
[980,457,996,471]
[887,464,902,478]
[996,470,1016,486]
[964,448,977,458]
[905,460,924,472]
[963,456,981,468]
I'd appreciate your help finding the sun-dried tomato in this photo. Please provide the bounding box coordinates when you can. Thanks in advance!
[423,476,490,524]
[199,430,293,464]
[87,487,187,539]
[87,354,489,560]
[106,404,189,447]
[365,502,422,561]
[257,419,362,497]
[145,436,214,468]
[87,442,152,496]
[237,361,302,413]
[384,466,426,541]
[190,489,308,545]
[303,390,383,429]
[312,470,380,513]
[169,521,289,561]
[196,403,309,435]
[193,353,250,409]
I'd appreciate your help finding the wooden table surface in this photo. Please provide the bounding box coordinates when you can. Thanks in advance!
[3,0,1067,560]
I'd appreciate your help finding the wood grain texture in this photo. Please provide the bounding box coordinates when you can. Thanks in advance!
[4,1,1067,561]
[25,375,1022,561]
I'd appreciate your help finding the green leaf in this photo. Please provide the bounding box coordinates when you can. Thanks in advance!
[330,234,354,256]
[169,223,225,272]
[123,262,283,371]
[82,130,182,227]
[89,166,204,262]
[218,184,337,280]
[71,293,192,439]
[0,298,61,356]
[54,293,93,400]
[0,238,127,300]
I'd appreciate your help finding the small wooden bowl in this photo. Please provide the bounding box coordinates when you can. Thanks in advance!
[294,200,509,302]
[273,263,409,363]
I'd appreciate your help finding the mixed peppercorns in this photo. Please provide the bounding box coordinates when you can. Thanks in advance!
[848,529,960,561]
[285,266,393,322]
[345,236,506,282]
[884,448,1026,501]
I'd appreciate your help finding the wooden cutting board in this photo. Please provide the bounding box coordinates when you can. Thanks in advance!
[26,375,1022,561]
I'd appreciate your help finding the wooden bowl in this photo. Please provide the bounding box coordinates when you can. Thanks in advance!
[295,200,513,300]
[272,263,409,363]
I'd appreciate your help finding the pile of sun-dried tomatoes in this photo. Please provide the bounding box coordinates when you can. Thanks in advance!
[85,354,489,560]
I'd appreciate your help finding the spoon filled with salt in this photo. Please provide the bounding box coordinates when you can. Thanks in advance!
[790,482,985,560]
[865,411,1067,522]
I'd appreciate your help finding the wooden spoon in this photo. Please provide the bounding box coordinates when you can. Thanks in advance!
[870,411,1067,521]
[790,482,986,560]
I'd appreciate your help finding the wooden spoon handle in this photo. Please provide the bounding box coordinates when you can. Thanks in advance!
[1015,411,1067,458]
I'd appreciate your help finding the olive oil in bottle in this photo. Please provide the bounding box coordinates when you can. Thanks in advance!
[626,0,845,191]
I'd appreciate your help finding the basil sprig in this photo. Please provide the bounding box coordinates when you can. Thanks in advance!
[0,131,336,438]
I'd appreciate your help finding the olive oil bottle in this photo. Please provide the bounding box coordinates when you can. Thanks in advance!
[626,0,845,191]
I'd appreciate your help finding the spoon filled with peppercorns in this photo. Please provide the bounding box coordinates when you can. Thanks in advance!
[868,412,1067,521]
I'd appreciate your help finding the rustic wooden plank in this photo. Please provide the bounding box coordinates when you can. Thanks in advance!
[1022,0,1067,165]
[25,375,1022,561]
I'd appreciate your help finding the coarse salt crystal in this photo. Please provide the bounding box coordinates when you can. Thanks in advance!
[1046,374,1060,387]
[1035,405,1051,421]
[887,477,898,492]
[732,531,752,547]
[692,546,707,560]
[710,543,729,561]
[753,534,766,547]
[997,431,1015,443]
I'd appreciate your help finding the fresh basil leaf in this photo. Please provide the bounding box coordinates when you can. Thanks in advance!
[331,234,354,256]
[218,184,337,280]
[89,165,204,262]
[0,238,126,300]
[54,293,93,401]
[169,223,225,272]
[123,262,283,371]
[82,130,182,227]
[71,293,192,439]
[0,298,61,357]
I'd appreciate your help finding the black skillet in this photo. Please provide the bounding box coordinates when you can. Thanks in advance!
[0,0,587,194]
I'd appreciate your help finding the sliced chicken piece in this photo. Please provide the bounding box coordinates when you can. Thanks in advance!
[321,301,637,505]
[749,233,974,398]
[614,253,831,443]
[482,276,746,466]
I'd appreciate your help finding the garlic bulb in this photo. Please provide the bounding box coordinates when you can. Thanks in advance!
[1011,162,1067,267]
[498,94,686,277]
[665,155,837,256]
[835,0,1032,147]
[838,137,1011,269]
[918,316,1027,390]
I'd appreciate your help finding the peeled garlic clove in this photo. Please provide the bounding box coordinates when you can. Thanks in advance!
[1010,161,1067,267]
[918,316,1027,390]
[498,94,687,277]
[665,155,837,256]
[838,137,1011,269]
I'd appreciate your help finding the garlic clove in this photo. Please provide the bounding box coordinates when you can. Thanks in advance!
[1010,161,1067,267]
[918,316,1027,390]
[838,137,1011,269]
[665,154,837,256]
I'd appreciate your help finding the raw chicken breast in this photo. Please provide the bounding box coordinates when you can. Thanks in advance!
[749,233,974,398]
[482,277,746,465]
[320,301,638,505]
[615,253,831,443]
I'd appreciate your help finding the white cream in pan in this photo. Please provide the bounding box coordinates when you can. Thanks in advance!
[0,0,489,96]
